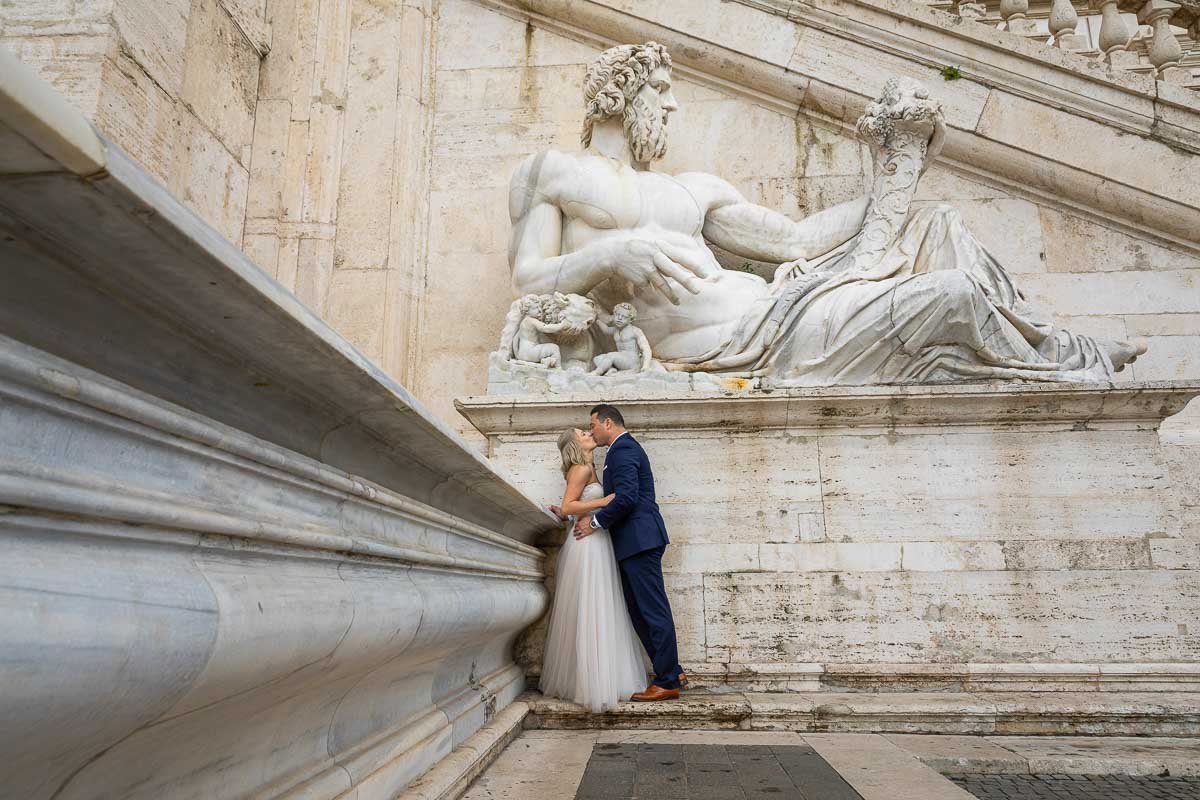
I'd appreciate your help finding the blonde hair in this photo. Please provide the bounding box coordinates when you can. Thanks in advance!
[557,428,591,477]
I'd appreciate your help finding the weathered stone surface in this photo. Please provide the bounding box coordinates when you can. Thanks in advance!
[805,733,978,799]
[112,0,189,98]
[450,729,598,800]
[523,691,1200,736]
[820,429,1172,543]
[169,113,250,246]
[884,734,1029,775]
[704,570,1200,665]
[527,692,753,730]
[461,384,1200,692]
[976,89,1197,208]
[980,735,1200,777]
[401,702,532,800]
[1040,207,1200,274]
[179,0,258,165]
[326,268,390,362]
[96,48,180,184]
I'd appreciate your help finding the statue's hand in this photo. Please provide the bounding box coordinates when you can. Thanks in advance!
[609,239,706,305]
[773,256,811,285]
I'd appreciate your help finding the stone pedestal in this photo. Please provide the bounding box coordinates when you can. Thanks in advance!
[458,382,1200,696]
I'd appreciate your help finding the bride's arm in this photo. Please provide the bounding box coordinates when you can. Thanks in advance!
[559,464,616,516]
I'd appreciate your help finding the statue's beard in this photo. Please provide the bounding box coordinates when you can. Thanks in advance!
[623,95,668,163]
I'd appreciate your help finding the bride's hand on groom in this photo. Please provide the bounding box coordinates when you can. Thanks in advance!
[573,515,594,540]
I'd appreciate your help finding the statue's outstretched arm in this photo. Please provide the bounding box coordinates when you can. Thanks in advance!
[531,319,568,334]
[683,172,869,263]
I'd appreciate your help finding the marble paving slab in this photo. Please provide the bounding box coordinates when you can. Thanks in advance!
[460,731,974,800]
[574,742,862,800]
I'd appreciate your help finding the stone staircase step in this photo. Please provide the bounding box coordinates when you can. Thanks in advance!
[523,691,1200,736]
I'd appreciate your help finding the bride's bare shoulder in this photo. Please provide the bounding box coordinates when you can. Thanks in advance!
[564,463,592,486]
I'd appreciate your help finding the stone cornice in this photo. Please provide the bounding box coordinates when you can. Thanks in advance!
[457,380,1200,434]
[491,0,1200,250]
[0,49,105,176]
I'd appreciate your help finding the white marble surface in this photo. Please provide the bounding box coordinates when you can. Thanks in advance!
[0,73,553,800]
[806,734,978,800]
[0,335,547,800]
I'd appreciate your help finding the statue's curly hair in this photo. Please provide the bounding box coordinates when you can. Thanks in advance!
[581,42,673,148]
[613,302,637,321]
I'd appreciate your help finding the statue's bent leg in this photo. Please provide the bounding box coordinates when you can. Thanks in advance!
[900,205,1022,308]
[590,354,614,375]
[610,352,641,372]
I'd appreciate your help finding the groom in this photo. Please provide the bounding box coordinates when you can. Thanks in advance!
[574,403,685,701]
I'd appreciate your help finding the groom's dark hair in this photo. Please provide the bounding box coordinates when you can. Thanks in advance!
[590,403,625,427]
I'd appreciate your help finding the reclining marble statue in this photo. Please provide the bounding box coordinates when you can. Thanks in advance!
[498,41,1145,386]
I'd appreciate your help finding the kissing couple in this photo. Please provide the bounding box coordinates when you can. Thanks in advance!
[539,403,686,711]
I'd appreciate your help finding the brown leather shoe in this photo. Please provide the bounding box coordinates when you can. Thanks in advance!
[631,685,680,702]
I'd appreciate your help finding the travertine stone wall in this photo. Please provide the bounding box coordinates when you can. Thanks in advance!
[242,0,435,382]
[462,386,1200,692]
[0,0,435,384]
[0,0,264,246]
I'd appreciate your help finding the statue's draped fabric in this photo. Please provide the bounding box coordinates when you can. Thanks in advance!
[665,206,1116,384]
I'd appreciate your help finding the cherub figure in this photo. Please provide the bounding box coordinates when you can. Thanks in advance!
[503,294,569,368]
[591,302,652,375]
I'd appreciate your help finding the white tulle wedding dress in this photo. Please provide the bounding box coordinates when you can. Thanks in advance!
[539,482,648,711]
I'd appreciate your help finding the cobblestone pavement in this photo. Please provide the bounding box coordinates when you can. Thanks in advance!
[947,773,1200,799]
[574,743,863,799]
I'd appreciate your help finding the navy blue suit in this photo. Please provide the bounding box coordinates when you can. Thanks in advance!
[594,433,682,690]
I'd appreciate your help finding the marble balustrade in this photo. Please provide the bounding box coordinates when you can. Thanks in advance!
[932,0,1199,87]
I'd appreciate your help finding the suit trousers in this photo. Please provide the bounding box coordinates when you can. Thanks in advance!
[617,545,682,689]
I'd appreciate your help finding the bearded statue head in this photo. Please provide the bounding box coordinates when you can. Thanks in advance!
[581,42,676,164]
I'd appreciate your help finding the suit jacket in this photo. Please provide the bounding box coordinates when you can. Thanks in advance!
[594,433,669,561]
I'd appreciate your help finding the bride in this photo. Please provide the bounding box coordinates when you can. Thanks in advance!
[539,427,648,711]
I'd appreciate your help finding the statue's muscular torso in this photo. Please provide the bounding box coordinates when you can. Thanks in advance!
[510,150,769,359]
